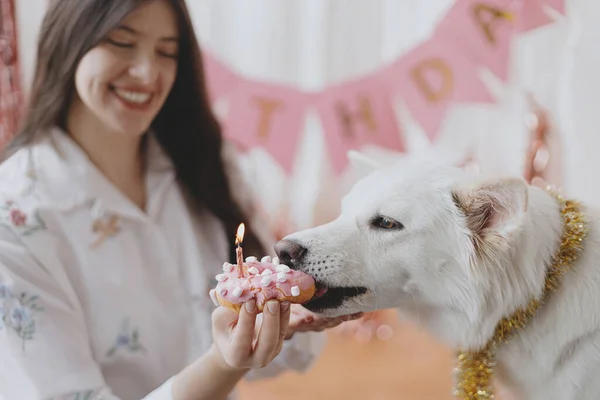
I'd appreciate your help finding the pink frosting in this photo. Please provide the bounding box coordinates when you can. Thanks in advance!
[215,259,315,305]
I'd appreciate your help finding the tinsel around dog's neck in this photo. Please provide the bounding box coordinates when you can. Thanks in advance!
[453,186,589,399]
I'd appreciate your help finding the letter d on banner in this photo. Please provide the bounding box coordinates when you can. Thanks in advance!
[410,58,454,102]
[380,36,492,141]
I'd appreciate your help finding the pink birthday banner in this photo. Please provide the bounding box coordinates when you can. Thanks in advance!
[207,0,565,175]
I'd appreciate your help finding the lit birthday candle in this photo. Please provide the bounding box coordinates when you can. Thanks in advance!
[235,223,245,278]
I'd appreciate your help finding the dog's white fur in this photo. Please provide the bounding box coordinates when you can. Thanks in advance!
[282,153,600,399]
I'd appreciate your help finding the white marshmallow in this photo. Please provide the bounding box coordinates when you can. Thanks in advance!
[261,255,272,263]
[277,272,287,283]
[245,256,258,262]
[222,262,234,272]
[219,288,228,296]
[261,269,273,276]
[247,266,259,275]
[272,256,280,265]
[215,274,227,282]
[291,286,300,296]
[232,287,243,297]
[209,290,219,306]
[276,264,291,273]
[261,276,272,287]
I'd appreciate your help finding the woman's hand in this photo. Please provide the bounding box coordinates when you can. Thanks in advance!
[285,304,363,339]
[172,299,291,400]
[211,299,291,370]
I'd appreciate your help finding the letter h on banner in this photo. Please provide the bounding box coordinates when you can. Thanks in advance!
[315,77,405,174]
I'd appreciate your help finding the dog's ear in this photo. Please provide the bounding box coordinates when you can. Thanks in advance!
[452,177,528,239]
[347,150,379,177]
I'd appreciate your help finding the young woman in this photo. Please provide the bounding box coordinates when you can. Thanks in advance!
[0,1,361,399]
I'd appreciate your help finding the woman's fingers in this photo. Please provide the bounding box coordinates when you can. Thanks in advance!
[278,301,291,341]
[253,300,282,367]
[209,289,220,307]
[270,301,291,356]
[211,305,238,334]
[227,300,258,367]
[212,299,292,370]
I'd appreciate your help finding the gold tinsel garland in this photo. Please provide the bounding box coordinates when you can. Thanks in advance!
[454,187,589,399]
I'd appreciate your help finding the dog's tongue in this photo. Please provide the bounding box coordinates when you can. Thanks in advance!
[303,286,327,305]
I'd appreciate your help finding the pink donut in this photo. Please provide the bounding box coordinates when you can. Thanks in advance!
[210,255,316,313]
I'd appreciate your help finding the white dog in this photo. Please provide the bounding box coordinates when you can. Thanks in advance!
[275,153,600,400]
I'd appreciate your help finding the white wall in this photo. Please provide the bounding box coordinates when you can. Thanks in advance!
[15,0,47,92]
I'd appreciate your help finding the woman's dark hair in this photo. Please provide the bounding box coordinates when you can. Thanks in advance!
[7,0,265,262]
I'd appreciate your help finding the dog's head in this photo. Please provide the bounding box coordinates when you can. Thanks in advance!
[276,152,529,344]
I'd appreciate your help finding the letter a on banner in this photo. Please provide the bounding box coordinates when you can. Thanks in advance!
[315,78,404,174]
[223,80,309,174]
[434,0,519,82]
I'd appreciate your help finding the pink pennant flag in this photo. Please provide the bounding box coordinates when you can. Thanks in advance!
[519,0,565,32]
[379,37,493,142]
[201,49,241,102]
[519,0,553,31]
[315,77,405,174]
[544,0,565,14]
[223,80,309,174]
[434,0,520,82]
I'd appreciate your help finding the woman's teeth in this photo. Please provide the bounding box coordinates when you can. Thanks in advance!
[114,88,152,104]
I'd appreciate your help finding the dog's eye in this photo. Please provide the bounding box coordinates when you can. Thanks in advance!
[371,216,404,230]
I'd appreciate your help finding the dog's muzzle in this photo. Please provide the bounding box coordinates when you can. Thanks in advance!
[274,238,367,313]
[274,239,307,269]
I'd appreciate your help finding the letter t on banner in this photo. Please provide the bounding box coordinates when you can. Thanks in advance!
[315,78,405,174]
[222,80,309,174]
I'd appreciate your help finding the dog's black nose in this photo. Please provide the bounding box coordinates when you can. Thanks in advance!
[274,239,307,267]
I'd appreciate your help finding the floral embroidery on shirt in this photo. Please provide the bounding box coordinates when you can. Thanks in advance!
[90,214,120,249]
[0,200,46,236]
[0,154,46,235]
[20,167,39,198]
[18,151,42,199]
[89,200,121,248]
[0,283,44,350]
[106,318,147,357]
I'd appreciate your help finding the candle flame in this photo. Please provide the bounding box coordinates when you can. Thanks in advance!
[235,223,245,245]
